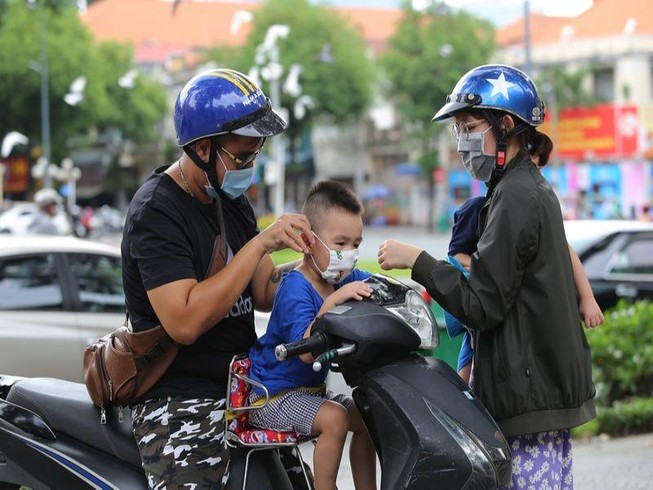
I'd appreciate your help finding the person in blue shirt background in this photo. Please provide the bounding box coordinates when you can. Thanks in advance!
[443,195,486,384]
[248,180,376,490]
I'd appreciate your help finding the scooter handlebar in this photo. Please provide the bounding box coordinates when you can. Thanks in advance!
[275,331,327,361]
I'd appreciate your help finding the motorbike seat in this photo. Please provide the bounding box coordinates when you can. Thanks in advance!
[6,377,142,468]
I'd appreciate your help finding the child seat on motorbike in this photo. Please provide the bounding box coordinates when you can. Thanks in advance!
[225,354,313,489]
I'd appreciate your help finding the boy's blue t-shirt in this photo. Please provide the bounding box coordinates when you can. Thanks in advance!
[248,268,371,396]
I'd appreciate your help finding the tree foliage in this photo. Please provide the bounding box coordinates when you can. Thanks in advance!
[0,0,167,162]
[382,2,495,162]
[204,0,374,154]
[536,65,601,110]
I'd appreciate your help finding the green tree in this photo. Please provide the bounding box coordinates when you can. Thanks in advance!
[382,1,495,229]
[537,65,600,109]
[205,0,374,170]
[0,1,167,164]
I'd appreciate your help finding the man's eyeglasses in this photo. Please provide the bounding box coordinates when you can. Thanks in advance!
[218,139,266,170]
[451,119,487,142]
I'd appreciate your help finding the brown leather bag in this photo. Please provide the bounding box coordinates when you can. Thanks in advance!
[83,323,178,423]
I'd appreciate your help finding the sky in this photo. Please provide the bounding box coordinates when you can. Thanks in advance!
[322,0,594,26]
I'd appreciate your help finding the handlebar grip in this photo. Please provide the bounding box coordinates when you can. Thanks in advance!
[275,332,326,361]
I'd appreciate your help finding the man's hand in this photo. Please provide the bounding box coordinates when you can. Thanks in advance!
[256,214,314,255]
[378,239,423,271]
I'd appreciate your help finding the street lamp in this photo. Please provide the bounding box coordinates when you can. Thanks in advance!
[257,24,290,217]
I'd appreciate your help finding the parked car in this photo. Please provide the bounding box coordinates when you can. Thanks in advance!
[0,235,270,382]
[564,220,653,311]
[0,201,72,235]
[0,236,125,381]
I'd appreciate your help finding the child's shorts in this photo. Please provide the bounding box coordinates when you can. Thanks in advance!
[249,387,353,436]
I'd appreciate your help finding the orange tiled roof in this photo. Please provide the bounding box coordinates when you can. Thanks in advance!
[83,0,402,61]
[497,0,653,47]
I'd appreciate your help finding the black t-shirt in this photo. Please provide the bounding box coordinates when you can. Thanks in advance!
[121,166,259,400]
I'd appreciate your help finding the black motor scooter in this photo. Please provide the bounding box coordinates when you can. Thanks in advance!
[275,274,512,489]
[0,274,511,489]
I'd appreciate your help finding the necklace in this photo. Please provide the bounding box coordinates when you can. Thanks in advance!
[178,159,194,197]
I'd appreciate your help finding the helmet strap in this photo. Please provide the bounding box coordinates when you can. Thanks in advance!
[183,137,221,191]
[482,110,530,178]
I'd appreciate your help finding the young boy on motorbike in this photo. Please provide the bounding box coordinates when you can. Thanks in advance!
[247,180,377,490]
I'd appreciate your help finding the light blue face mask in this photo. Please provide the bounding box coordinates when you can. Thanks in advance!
[205,152,255,200]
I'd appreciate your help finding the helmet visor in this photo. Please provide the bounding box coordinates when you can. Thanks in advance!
[432,93,483,122]
[231,105,287,138]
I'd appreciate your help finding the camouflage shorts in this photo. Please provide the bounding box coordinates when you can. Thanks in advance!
[131,397,230,489]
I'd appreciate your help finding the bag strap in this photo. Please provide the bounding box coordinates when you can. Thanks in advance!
[134,334,177,370]
[215,196,228,262]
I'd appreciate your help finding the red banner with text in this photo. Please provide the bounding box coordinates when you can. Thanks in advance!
[541,104,639,160]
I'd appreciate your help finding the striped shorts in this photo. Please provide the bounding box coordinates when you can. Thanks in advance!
[249,388,353,436]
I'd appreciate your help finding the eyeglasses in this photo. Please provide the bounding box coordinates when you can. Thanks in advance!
[451,119,487,141]
[218,139,266,170]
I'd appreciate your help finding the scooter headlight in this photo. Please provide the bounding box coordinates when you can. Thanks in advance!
[425,399,512,489]
[387,289,438,349]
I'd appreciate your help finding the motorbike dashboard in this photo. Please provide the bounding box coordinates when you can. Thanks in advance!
[364,274,411,307]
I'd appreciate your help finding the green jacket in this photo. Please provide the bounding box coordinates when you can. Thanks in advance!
[413,153,595,437]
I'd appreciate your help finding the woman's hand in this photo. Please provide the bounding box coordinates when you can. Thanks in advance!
[256,214,314,255]
[377,240,423,270]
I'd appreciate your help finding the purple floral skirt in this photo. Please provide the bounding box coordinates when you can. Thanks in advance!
[499,430,573,489]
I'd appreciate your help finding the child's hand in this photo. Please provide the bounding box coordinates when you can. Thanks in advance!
[578,296,604,328]
[453,252,472,271]
[329,281,373,306]
[377,240,422,270]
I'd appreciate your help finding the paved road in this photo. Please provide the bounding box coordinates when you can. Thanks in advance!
[358,225,451,262]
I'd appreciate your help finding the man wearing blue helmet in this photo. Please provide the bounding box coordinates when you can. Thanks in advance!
[121,69,315,488]
[378,64,596,489]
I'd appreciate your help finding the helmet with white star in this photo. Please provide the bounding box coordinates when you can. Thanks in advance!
[432,64,545,126]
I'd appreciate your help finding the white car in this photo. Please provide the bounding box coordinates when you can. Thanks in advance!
[0,235,270,382]
[564,219,653,255]
[564,219,653,310]
[0,235,125,382]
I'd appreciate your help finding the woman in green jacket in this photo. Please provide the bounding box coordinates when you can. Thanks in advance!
[377,64,596,489]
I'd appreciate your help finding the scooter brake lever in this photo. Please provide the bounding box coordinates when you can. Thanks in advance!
[312,343,357,372]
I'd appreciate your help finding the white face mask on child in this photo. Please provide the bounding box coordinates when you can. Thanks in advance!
[311,233,359,284]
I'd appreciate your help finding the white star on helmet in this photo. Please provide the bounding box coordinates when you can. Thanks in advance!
[486,72,515,100]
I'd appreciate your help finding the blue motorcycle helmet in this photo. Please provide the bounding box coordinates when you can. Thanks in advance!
[175,68,287,147]
[432,64,546,176]
[432,64,545,126]
[174,69,286,198]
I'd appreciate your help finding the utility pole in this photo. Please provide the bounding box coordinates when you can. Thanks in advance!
[524,0,532,75]
[40,0,52,189]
